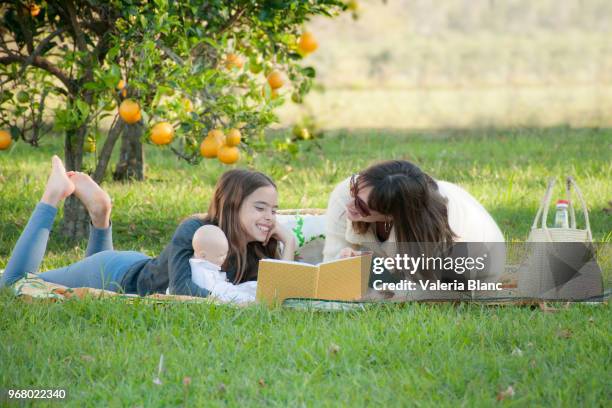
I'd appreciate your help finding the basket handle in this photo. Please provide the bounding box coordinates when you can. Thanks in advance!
[532,177,592,241]
[532,178,555,230]
[566,176,592,240]
[566,177,577,229]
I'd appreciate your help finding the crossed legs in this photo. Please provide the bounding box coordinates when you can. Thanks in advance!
[41,155,112,229]
[0,155,126,289]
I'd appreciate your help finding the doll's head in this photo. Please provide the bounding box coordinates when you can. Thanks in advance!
[192,225,229,267]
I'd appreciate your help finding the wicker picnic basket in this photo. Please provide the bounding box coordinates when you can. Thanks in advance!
[518,176,602,300]
[276,208,326,216]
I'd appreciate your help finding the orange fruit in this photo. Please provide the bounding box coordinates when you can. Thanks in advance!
[217,145,240,165]
[117,79,126,90]
[103,99,116,111]
[207,129,224,142]
[84,136,96,153]
[225,53,244,70]
[29,4,40,17]
[119,99,141,124]
[291,92,302,104]
[150,122,174,145]
[266,71,284,90]
[200,136,222,158]
[0,130,12,150]
[226,128,241,147]
[292,125,311,140]
[298,32,318,55]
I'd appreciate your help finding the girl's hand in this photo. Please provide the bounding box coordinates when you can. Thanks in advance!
[338,247,362,259]
[265,222,297,261]
[264,222,296,248]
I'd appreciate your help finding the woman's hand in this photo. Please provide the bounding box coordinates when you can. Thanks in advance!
[338,247,362,259]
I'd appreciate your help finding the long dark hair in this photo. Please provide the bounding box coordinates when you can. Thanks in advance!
[353,160,456,246]
[203,169,279,283]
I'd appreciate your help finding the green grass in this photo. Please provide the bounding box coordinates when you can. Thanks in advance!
[1,127,611,406]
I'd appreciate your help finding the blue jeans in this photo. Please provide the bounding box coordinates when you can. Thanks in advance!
[0,202,150,292]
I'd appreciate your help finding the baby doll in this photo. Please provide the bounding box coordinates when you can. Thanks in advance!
[190,224,257,304]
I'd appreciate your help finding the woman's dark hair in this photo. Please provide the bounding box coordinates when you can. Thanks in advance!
[201,169,279,284]
[353,160,457,246]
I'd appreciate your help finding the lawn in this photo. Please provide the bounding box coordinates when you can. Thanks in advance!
[1,127,611,406]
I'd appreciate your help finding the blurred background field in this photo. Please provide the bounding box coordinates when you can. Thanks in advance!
[277,0,612,129]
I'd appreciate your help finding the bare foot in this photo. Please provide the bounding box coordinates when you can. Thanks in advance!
[69,172,112,228]
[41,156,75,207]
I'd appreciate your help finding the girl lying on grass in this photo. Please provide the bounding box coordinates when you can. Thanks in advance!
[0,156,296,297]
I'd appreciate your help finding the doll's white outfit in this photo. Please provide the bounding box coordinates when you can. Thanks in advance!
[190,258,257,304]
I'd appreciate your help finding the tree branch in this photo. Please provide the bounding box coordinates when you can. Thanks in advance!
[170,146,199,165]
[63,0,88,52]
[155,40,185,66]
[13,5,35,54]
[218,6,248,34]
[16,27,66,78]
[92,116,124,184]
[0,54,77,94]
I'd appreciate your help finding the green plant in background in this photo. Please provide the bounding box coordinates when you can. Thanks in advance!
[292,216,306,247]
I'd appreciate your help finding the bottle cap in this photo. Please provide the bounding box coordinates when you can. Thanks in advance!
[556,199,569,206]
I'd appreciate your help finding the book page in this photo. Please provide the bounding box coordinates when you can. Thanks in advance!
[256,259,319,305]
[316,254,372,301]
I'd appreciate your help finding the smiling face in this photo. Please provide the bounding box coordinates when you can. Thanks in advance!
[239,185,278,242]
[346,182,388,223]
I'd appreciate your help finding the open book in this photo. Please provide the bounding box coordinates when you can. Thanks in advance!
[256,254,372,305]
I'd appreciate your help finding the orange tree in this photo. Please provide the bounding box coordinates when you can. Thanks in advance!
[0,0,345,238]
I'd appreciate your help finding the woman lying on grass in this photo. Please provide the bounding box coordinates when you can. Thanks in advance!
[0,156,296,297]
[323,160,505,283]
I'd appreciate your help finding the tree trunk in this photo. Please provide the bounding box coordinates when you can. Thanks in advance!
[113,122,144,181]
[92,117,124,184]
[61,196,90,239]
[60,125,90,239]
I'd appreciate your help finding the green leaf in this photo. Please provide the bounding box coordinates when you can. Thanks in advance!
[10,126,20,140]
[83,82,103,91]
[302,67,316,78]
[0,90,13,103]
[75,100,90,120]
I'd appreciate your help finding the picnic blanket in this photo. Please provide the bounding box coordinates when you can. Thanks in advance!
[1,269,609,311]
[1,210,609,309]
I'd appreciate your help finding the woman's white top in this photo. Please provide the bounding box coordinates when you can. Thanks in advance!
[322,177,505,280]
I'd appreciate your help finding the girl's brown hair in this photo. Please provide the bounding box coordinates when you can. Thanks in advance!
[352,160,456,246]
[202,169,279,283]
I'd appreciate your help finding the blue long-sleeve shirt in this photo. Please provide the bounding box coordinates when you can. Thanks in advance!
[121,218,260,297]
